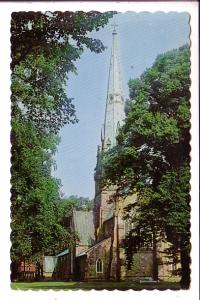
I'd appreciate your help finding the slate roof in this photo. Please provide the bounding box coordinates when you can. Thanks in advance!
[73,210,95,246]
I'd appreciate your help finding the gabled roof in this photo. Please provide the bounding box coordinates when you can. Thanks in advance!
[56,249,69,257]
[73,210,95,246]
[76,237,111,257]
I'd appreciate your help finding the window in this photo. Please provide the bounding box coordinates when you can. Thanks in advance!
[96,258,103,273]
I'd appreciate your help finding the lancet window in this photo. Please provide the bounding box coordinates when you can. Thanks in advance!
[96,258,103,273]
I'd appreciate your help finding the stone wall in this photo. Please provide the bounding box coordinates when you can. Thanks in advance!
[121,247,180,281]
[55,254,72,280]
[157,241,181,281]
[93,193,101,232]
[75,255,87,281]
[84,238,112,280]
[76,243,181,282]
[83,185,180,282]
[97,217,114,242]
[123,251,153,280]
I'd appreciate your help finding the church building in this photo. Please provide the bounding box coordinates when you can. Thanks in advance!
[49,26,181,283]
[73,26,181,282]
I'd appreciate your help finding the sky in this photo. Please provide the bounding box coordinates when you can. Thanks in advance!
[53,11,190,199]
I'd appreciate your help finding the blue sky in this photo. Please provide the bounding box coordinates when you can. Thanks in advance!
[53,11,190,199]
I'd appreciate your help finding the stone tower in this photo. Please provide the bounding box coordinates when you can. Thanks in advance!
[94,26,125,243]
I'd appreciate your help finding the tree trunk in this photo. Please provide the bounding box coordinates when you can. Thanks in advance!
[116,214,121,281]
[180,240,190,289]
[23,259,26,273]
[40,264,43,279]
[11,261,18,281]
[152,230,158,280]
[106,218,114,281]
[106,235,114,281]
[35,261,40,280]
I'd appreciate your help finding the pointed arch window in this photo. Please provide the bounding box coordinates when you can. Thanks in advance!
[96,258,103,273]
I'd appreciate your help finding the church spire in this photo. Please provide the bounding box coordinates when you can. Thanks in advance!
[103,25,125,148]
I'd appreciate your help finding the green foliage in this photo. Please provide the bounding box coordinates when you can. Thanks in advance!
[11,11,113,267]
[102,45,191,287]
[11,11,115,69]
[11,11,114,133]
[11,115,73,261]
[59,195,94,215]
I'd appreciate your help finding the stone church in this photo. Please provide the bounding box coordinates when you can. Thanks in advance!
[44,27,180,282]
[70,27,180,282]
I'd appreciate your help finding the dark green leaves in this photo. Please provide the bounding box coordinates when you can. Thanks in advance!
[11,11,114,134]
[11,11,113,265]
[102,45,191,286]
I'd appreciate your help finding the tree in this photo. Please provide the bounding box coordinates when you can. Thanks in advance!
[102,45,191,288]
[59,195,94,214]
[11,11,114,133]
[10,115,75,277]
[11,11,114,278]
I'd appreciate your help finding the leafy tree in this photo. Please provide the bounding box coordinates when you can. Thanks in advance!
[102,45,191,288]
[11,11,114,278]
[11,11,114,133]
[10,114,75,277]
[59,195,94,216]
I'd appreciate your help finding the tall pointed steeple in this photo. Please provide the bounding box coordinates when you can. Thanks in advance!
[94,25,125,233]
[103,25,125,148]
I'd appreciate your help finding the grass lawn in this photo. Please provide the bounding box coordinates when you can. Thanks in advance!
[11,281,181,291]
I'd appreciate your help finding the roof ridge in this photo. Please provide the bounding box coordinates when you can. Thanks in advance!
[76,237,111,257]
